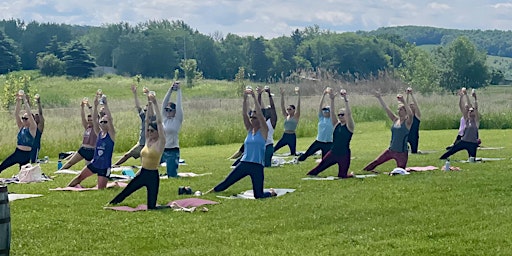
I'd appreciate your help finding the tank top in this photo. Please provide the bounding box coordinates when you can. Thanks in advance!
[409,116,420,138]
[241,130,265,166]
[17,127,35,147]
[91,132,114,169]
[283,117,298,131]
[82,126,97,146]
[141,145,162,170]
[330,123,352,155]
[389,121,409,152]
[316,113,333,142]
[461,119,478,143]
[265,119,274,146]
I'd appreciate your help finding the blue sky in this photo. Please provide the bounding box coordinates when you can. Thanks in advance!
[1,0,511,38]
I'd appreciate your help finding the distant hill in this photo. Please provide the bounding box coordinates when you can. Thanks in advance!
[359,26,512,58]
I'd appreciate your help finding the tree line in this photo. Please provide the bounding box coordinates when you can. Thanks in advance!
[0,19,506,92]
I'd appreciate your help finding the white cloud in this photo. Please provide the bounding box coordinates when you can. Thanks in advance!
[428,2,451,10]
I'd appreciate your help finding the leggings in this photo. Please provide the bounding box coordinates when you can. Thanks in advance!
[298,140,332,161]
[440,140,478,160]
[30,147,40,163]
[274,133,297,155]
[306,151,351,178]
[214,161,272,199]
[264,144,274,167]
[0,148,31,174]
[407,134,419,154]
[110,168,160,209]
[364,149,408,171]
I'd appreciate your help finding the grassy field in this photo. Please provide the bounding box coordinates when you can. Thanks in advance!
[2,122,512,255]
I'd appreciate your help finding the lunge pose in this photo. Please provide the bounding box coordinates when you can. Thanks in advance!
[30,94,45,163]
[363,91,413,173]
[306,89,354,178]
[67,93,116,189]
[406,87,421,154]
[109,93,165,209]
[298,88,334,161]
[273,87,300,156]
[206,89,276,199]
[0,93,37,174]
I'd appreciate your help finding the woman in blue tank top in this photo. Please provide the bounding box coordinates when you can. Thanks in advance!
[206,88,276,199]
[67,92,116,189]
[0,93,38,174]
[363,91,413,173]
[274,87,301,156]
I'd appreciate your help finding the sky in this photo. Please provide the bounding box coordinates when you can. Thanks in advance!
[1,0,512,39]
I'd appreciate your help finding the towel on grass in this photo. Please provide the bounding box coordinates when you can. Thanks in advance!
[104,198,219,212]
[50,181,128,191]
[8,193,43,201]
[216,188,295,199]
[406,166,438,172]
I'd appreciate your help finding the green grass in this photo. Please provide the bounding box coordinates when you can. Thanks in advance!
[3,123,512,255]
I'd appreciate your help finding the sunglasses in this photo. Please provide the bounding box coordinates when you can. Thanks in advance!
[286,108,293,111]
[322,109,330,112]
[21,117,29,120]
[338,113,345,117]
[99,120,108,124]
[147,129,156,133]
[165,108,175,112]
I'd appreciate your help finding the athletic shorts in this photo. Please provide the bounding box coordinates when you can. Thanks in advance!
[87,163,111,177]
[78,147,95,161]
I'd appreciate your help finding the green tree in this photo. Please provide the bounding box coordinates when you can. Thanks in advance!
[398,45,440,93]
[62,41,96,78]
[247,36,271,81]
[0,31,22,74]
[437,36,489,91]
[37,53,65,76]
[1,74,34,110]
[179,58,201,87]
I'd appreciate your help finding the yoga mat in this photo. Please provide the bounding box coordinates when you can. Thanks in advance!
[456,158,505,163]
[55,169,80,175]
[50,182,128,191]
[8,194,43,201]
[478,147,504,150]
[302,174,377,180]
[104,198,219,212]
[217,188,295,199]
[161,159,187,166]
[406,166,438,172]
[159,172,212,179]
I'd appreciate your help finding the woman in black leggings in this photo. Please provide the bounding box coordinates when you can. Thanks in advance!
[108,93,165,209]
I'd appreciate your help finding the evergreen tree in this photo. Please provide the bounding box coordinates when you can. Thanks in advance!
[0,31,22,74]
[62,40,96,78]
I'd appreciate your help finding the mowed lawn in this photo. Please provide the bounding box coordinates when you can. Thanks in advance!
[3,123,512,256]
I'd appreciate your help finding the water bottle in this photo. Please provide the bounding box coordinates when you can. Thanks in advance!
[444,159,450,171]
[57,160,63,170]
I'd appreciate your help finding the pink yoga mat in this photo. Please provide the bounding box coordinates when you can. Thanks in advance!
[104,198,219,212]
[405,166,438,172]
[50,182,128,191]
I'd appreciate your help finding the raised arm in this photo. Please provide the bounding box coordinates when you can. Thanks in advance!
[92,95,100,135]
[406,88,421,119]
[279,87,287,117]
[132,84,142,112]
[15,94,23,128]
[80,99,88,129]
[34,95,45,132]
[294,89,301,120]
[342,91,355,133]
[161,82,175,116]
[374,91,397,122]
[174,84,183,123]
[329,92,337,126]
[318,90,327,114]
[147,94,165,151]
[267,88,277,128]
[242,93,251,130]
[102,96,115,141]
